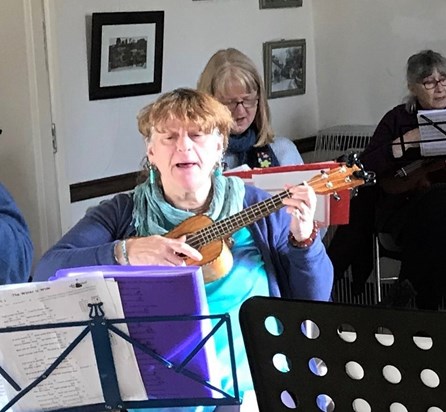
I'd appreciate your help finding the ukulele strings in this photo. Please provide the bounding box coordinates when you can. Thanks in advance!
[186,165,353,249]
[186,189,292,250]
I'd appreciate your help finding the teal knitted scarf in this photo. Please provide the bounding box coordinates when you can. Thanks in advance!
[132,175,246,236]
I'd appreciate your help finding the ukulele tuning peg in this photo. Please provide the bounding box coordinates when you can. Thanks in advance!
[332,192,341,201]
[353,169,376,186]
[351,187,359,197]
[320,170,329,179]
[336,153,349,163]
[345,152,360,167]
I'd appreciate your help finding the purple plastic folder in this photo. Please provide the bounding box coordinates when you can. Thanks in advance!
[52,265,219,401]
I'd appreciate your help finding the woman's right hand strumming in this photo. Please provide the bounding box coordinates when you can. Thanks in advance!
[114,235,203,266]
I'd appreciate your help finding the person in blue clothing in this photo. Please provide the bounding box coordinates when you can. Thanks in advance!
[0,182,33,284]
[197,48,303,170]
[34,88,333,411]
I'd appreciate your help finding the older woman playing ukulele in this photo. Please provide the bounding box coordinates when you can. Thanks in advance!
[34,88,333,411]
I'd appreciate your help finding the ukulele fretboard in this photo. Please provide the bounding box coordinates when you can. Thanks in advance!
[187,189,291,249]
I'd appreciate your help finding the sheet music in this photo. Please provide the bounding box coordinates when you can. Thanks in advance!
[417,109,446,156]
[0,379,8,411]
[225,164,251,173]
[54,266,222,400]
[0,276,146,412]
[103,278,147,401]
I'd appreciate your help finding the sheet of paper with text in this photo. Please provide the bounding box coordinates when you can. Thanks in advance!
[417,109,446,156]
[0,275,146,412]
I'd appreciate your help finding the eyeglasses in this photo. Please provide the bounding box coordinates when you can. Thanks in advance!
[221,97,259,111]
[421,78,446,90]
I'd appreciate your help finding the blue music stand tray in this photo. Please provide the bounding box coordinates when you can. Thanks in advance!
[0,302,240,411]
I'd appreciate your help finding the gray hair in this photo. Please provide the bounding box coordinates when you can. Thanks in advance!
[405,49,446,112]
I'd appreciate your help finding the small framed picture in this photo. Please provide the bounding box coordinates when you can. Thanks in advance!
[263,39,306,99]
[259,0,302,9]
[89,11,164,100]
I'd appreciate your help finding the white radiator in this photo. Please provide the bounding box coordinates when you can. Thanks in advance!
[315,125,377,305]
[318,125,446,310]
[332,272,394,306]
[313,124,376,162]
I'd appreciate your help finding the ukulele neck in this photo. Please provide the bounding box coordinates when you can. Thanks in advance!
[191,189,291,244]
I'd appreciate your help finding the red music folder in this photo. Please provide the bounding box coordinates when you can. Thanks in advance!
[224,162,350,226]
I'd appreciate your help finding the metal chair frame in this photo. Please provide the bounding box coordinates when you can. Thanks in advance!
[373,232,402,303]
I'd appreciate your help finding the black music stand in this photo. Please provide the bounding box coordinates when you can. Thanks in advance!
[418,113,446,136]
[394,113,446,160]
[0,303,240,411]
[240,296,446,411]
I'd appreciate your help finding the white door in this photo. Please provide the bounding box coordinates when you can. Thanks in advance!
[0,0,69,262]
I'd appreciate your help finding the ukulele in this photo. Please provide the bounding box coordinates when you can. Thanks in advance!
[165,153,375,284]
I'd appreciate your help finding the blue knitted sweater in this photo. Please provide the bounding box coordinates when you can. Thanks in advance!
[0,183,33,284]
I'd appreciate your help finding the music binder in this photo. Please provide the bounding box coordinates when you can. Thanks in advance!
[240,296,446,411]
[224,162,351,226]
[0,266,240,411]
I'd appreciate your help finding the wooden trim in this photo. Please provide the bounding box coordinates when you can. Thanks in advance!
[70,171,139,203]
[69,136,317,203]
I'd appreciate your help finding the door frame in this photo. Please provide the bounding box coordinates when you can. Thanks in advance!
[27,0,71,255]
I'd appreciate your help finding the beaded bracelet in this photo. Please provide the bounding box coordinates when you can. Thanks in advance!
[289,221,319,248]
[120,239,130,265]
[114,240,130,265]
[113,241,121,264]
[113,240,129,265]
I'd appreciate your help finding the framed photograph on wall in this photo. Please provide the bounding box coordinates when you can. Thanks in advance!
[89,11,164,100]
[259,0,302,9]
[263,39,306,99]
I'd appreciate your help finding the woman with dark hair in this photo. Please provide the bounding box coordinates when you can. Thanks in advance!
[360,49,446,309]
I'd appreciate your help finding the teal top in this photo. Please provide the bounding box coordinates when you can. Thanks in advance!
[205,227,270,397]
[130,227,269,412]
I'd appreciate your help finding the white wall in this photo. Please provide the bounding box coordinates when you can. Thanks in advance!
[0,0,61,262]
[48,0,318,227]
[312,0,446,129]
[3,0,446,264]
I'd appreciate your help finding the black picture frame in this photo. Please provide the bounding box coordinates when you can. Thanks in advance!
[259,0,302,9]
[263,38,306,99]
[89,11,164,100]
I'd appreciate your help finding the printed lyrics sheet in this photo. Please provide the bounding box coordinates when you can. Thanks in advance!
[0,276,146,412]
[418,109,446,156]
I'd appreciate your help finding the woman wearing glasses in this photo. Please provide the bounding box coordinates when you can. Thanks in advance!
[197,48,303,170]
[360,49,446,309]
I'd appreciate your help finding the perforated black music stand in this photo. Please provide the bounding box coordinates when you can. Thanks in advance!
[240,296,446,411]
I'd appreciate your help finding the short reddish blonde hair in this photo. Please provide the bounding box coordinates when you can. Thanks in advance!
[137,88,234,149]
